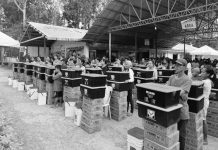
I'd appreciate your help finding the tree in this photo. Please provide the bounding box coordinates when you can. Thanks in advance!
[12,0,28,27]
[63,0,102,28]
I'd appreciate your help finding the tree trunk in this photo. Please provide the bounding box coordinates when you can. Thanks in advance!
[23,1,27,28]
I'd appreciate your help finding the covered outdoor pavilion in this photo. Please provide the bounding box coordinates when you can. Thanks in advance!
[83,0,218,61]
[20,22,87,57]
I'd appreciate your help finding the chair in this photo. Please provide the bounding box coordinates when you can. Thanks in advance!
[103,85,113,119]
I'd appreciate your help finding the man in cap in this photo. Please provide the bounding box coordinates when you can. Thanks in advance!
[166,58,192,150]
[124,60,135,116]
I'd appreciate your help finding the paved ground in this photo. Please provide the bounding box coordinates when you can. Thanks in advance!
[0,65,217,150]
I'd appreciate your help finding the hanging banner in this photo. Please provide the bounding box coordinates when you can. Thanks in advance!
[181,17,196,30]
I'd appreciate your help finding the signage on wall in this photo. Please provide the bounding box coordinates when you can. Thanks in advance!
[181,17,196,30]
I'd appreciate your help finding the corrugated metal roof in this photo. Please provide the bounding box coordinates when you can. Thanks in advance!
[28,22,88,41]
[0,31,20,47]
[20,22,88,47]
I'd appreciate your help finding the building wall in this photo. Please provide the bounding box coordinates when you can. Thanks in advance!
[51,41,89,58]
[27,46,49,57]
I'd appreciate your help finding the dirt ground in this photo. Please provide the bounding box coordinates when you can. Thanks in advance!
[0,66,218,150]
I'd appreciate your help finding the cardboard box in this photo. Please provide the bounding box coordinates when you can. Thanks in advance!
[112,91,128,97]
[208,107,218,115]
[82,96,103,106]
[186,127,203,139]
[111,113,126,121]
[184,143,203,150]
[82,109,102,120]
[144,129,179,148]
[144,138,179,150]
[207,121,218,130]
[82,102,103,112]
[189,111,203,122]
[111,106,126,116]
[81,115,102,127]
[110,101,127,110]
[142,119,178,136]
[111,96,127,104]
[209,100,218,109]
[208,127,218,138]
[80,121,101,134]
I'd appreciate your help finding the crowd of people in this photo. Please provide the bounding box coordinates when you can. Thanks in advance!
[22,52,218,150]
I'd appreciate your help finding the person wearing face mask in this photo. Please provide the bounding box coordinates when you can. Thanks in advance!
[146,60,158,80]
[166,59,192,150]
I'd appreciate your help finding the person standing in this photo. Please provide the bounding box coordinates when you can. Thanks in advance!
[200,65,216,145]
[166,59,192,150]
[52,65,63,107]
[124,60,134,116]
[146,60,158,80]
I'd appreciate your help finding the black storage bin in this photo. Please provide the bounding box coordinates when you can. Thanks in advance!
[86,68,102,74]
[135,65,147,69]
[25,70,33,76]
[157,76,170,83]
[134,77,155,84]
[13,63,18,67]
[38,66,46,73]
[13,68,18,72]
[25,64,33,70]
[33,71,37,77]
[33,66,38,71]
[62,69,82,78]
[134,69,153,78]
[107,80,130,91]
[157,69,175,76]
[45,67,55,75]
[62,77,81,87]
[80,84,105,99]
[136,83,181,108]
[37,73,45,80]
[213,79,218,89]
[106,71,129,82]
[188,95,204,113]
[18,62,24,68]
[137,101,182,127]
[45,75,53,83]
[81,74,107,87]
[108,66,123,72]
[188,81,204,98]
[19,68,25,73]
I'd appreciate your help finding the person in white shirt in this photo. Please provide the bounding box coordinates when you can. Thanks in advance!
[200,65,216,145]
[124,60,134,116]
[146,60,158,80]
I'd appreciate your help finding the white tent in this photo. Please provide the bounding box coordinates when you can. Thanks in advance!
[172,43,198,53]
[0,31,20,48]
[190,45,218,56]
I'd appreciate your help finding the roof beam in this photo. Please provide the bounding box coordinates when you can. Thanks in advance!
[110,2,218,32]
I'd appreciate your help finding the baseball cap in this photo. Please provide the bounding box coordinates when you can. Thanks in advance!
[176,58,187,67]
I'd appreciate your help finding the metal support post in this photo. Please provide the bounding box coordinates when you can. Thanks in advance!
[109,32,112,62]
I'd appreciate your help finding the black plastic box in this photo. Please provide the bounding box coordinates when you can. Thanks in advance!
[62,77,81,87]
[136,83,181,108]
[62,69,82,78]
[157,76,170,83]
[106,71,129,82]
[107,80,130,91]
[45,75,53,83]
[86,68,102,74]
[188,95,204,113]
[108,66,123,72]
[18,62,24,68]
[18,68,25,73]
[133,68,153,78]
[13,68,18,72]
[80,84,105,99]
[37,66,46,73]
[81,74,107,87]
[33,65,38,71]
[37,73,45,80]
[137,101,182,127]
[213,79,218,89]
[24,63,33,70]
[134,65,147,69]
[13,63,18,67]
[188,81,204,98]
[25,70,33,76]
[45,67,55,75]
[134,77,155,84]
[157,69,175,76]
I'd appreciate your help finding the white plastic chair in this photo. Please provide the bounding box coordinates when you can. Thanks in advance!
[103,85,113,119]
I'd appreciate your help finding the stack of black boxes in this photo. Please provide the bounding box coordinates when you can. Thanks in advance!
[80,74,106,133]
[106,71,129,121]
[157,69,175,84]
[136,83,182,150]
[186,81,204,150]
[45,66,55,104]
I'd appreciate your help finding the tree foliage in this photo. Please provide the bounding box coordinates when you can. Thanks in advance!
[63,0,102,28]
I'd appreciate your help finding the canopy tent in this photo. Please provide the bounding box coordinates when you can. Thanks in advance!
[0,31,20,48]
[171,43,198,53]
[190,45,218,56]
